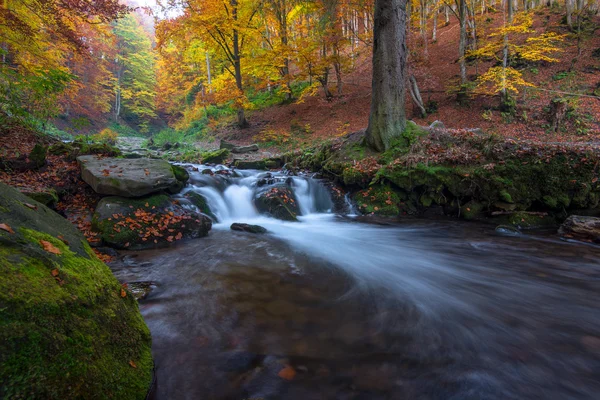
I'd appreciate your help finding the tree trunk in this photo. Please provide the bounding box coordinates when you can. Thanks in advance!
[232,0,249,128]
[205,52,212,92]
[458,0,468,86]
[366,0,408,152]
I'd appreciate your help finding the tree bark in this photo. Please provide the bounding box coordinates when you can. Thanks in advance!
[409,75,427,117]
[366,0,408,152]
[232,0,249,128]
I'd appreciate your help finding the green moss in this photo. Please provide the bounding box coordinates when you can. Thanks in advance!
[24,189,59,206]
[506,212,557,229]
[185,191,217,221]
[354,185,401,216]
[0,230,152,399]
[461,201,485,220]
[171,164,190,183]
[202,148,229,164]
[29,143,47,168]
[500,190,513,203]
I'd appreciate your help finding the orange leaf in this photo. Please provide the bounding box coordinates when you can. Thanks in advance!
[278,366,296,381]
[51,268,59,277]
[129,360,137,368]
[40,240,61,255]
[120,288,127,298]
[0,223,15,234]
[175,232,183,240]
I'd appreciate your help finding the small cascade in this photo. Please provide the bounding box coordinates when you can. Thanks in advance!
[179,164,334,223]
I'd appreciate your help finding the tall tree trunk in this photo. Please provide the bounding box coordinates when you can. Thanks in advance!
[432,6,439,41]
[231,0,248,128]
[501,0,514,106]
[205,52,212,92]
[457,0,468,93]
[366,0,408,152]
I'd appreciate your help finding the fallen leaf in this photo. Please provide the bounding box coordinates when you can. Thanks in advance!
[129,360,137,368]
[0,223,15,234]
[24,203,37,210]
[40,240,61,255]
[278,365,296,381]
[120,288,127,298]
[51,268,59,277]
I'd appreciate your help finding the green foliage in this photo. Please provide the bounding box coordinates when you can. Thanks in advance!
[551,71,576,81]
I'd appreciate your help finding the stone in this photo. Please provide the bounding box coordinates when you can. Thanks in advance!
[127,281,156,300]
[231,144,259,153]
[77,155,179,197]
[185,191,217,221]
[22,189,59,207]
[219,140,237,150]
[234,160,267,170]
[559,215,600,243]
[28,143,47,169]
[0,182,153,399]
[254,185,300,221]
[92,194,212,250]
[231,223,267,234]
[495,225,521,236]
[429,120,446,131]
[202,149,229,164]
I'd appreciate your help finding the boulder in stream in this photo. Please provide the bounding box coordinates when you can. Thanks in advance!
[255,186,300,221]
[78,155,183,197]
[231,223,268,234]
[0,182,153,399]
[92,194,212,250]
[234,159,267,170]
[559,215,600,243]
[231,144,259,154]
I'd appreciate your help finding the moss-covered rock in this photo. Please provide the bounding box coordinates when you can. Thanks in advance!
[92,194,212,250]
[49,140,121,161]
[254,185,299,221]
[185,191,217,221]
[171,164,190,184]
[22,189,59,207]
[0,182,152,399]
[29,143,47,169]
[202,148,229,164]
[234,160,267,170]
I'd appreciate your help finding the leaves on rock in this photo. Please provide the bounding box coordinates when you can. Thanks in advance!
[40,239,62,255]
[0,223,15,234]
[278,365,297,381]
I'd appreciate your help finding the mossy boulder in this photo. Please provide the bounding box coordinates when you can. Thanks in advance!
[49,140,121,161]
[0,182,152,399]
[22,189,59,207]
[92,194,212,250]
[231,223,268,234]
[28,143,47,169]
[78,155,180,197]
[234,160,267,170]
[254,185,299,221]
[202,148,229,164]
[184,191,217,221]
[168,164,190,194]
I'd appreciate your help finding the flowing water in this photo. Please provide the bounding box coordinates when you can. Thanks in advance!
[110,165,600,400]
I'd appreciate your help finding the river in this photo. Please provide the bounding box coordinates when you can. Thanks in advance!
[110,165,600,400]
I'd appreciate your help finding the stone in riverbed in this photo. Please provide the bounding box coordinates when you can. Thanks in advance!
[0,182,153,399]
[77,155,182,197]
[233,160,267,170]
[92,194,212,250]
[231,144,259,153]
[254,185,300,221]
[559,215,600,243]
[231,223,267,234]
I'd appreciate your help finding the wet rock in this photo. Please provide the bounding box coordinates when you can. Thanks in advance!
[0,182,153,398]
[255,186,300,221]
[185,191,217,221]
[231,144,259,153]
[202,149,229,164]
[77,155,180,197]
[92,194,212,250]
[231,223,267,234]
[559,215,600,243]
[495,225,521,236]
[234,160,267,170]
[201,168,214,175]
[127,281,156,300]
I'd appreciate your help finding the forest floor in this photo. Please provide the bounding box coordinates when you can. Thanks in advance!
[219,8,600,154]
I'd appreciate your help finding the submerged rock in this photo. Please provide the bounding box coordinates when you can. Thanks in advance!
[78,155,181,197]
[0,182,153,399]
[559,215,600,243]
[495,225,522,236]
[255,186,300,221]
[231,223,267,234]
[92,194,212,250]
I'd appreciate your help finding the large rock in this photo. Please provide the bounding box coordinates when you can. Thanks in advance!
[92,194,212,250]
[78,155,181,197]
[231,223,267,234]
[559,215,600,243]
[0,182,153,399]
[254,185,300,221]
[234,160,267,170]
[231,144,259,154]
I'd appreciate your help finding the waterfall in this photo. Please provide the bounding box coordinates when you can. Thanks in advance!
[179,165,334,223]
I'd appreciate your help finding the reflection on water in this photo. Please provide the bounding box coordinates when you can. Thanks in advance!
[111,216,600,400]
